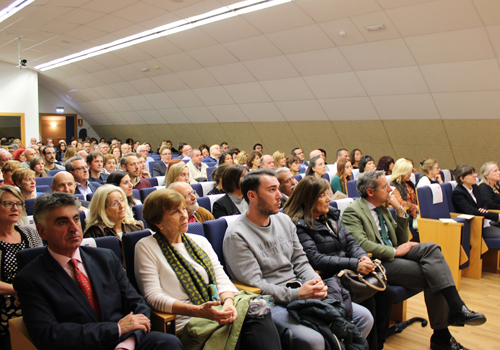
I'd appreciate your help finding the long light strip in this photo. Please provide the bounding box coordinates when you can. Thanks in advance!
[0,0,35,23]
[34,0,292,71]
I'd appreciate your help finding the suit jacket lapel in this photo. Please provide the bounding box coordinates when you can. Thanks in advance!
[358,200,383,244]
[382,208,398,246]
[41,249,99,322]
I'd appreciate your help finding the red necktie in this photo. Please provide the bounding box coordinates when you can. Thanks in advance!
[69,259,100,318]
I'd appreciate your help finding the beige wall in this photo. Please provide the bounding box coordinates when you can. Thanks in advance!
[92,119,500,171]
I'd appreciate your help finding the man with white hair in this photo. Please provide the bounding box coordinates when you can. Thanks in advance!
[309,149,323,160]
[202,144,220,163]
[275,167,298,203]
[137,144,154,172]
[260,155,275,170]
[97,142,110,155]
[121,143,131,155]
[21,148,37,168]
[168,182,214,223]
[186,149,208,183]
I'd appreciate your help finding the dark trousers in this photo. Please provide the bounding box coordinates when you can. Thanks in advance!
[361,286,395,350]
[236,313,282,350]
[136,331,183,350]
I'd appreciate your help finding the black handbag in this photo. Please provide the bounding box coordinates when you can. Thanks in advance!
[337,259,387,303]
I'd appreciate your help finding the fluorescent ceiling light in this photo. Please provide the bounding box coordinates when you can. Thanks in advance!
[0,0,35,23]
[35,0,293,71]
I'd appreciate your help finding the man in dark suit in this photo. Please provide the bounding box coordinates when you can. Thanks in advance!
[152,146,171,177]
[51,171,90,209]
[341,170,486,350]
[66,155,99,196]
[14,192,182,350]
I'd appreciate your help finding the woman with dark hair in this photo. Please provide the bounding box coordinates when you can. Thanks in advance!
[305,156,326,180]
[246,151,261,171]
[207,163,231,195]
[29,156,48,178]
[135,189,281,349]
[350,149,363,169]
[218,151,234,166]
[199,144,210,158]
[286,154,301,175]
[359,155,376,173]
[55,142,67,161]
[330,159,353,195]
[376,156,395,175]
[282,176,393,350]
[106,171,141,208]
[212,165,248,218]
[452,164,500,238]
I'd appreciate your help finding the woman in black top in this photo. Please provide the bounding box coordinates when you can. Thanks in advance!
[478,161,500,210]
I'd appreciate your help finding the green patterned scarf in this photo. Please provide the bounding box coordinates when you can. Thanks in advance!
[154,232,218,305]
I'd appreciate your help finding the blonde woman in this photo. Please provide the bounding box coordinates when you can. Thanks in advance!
[84,184,143,240]
[29,156,48,178]
[165,161,190,187]
[236,151,247,165]
[478,161,500,210]
[390,158,418,219]
[272,150,287,169]
[62,146,77,163]
[12,168,40,199]
[416,158,443,188]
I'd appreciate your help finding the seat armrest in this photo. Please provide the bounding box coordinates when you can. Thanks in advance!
[151,310,176,334]
[9,317,37,350]
[231,280,261,294]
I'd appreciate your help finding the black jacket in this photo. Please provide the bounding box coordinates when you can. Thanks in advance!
[212,194,240,219]
[152,161,168,177]
[295,207,368,277]
[478,183,500,210]
[452,184,499,222]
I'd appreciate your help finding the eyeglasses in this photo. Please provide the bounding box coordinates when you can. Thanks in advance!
[1,201,25,209]
[73,166,87,172]
[185,190,196,200]
[107,198,125,208]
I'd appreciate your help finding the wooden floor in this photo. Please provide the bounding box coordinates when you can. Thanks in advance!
[384,272,500,350]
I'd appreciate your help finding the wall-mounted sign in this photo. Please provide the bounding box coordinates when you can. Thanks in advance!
[77,119,83,127]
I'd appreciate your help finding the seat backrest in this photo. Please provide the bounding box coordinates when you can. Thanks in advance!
[36,185,51,194]
[351,169,360,180]
[132,204,145,227]
[132,189,140,200]
[442,169,453,182]
[208,193,225,211]
[148,161,155,175]
[81,236,122,262]
[197,196,211,211]
[48,169,63,176]
[35,177,53,187]
[17,247,45,270]
[146,177,158,187]
[294,174,302,182]
[190,183,203,197]
[346,180,359,198]
[140,187,156,201]
[79,210,87,232]
[441,182,456,212]
[25,198,36,216]
[86,192,94,201]
[121,230,153,290]
[202,218,229,267]
[207,167,216,181]
[188,222,204,236]
[416,184,451,220]
[156,176,165,186]
[321,173,330,182]
[74,194,84,201]
[332,198,354,218]
[200,181,216,196]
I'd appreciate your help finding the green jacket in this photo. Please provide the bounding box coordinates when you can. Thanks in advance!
[177,291,258,350]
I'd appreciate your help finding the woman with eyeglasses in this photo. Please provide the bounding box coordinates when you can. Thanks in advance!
[84,184,143,240]
[0,186,43,350]
[416,158,443,188]
[106,171,141,209]
[452,164,500,238]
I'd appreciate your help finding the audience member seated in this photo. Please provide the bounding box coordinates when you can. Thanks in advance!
[153,146,172,177]
[231,148,240,164]
[478,161,500,209]
[42,146,64,172]
[13,192,181,350]
[1,161,22,186]
[199,144,210,158]
[291,147,308,166]
[202,144,221,163]
[169,182,215,223]
[186,149,208,183]
[286,154,301,175]
[276,167,298,203]
[12,168,40,199]
[218,151,233,166]
[350,149,363,169]
[120,153,151,191]
[103,154,117,174]
[55,142,66,161]
[236,151,247,165]
[111,145,122,160]
[207,164,230,195]
[0,186,43,350]
[136,153,151,179]
[331,148,350,174]
[51,171,90,209]
[220,142,230,152]
[121,143,131,155]
[416,158,443,188]
[180,144,193,162]
[342,170,486,350]
[106,171,141,208]
[283,176,394,350]
[30,156,49,178]
[12,148,25,163]
[66,156,98,196]
[246,151,261,171]
[213,165,248,219]
[135,189,281,349]
[452,164,500,238]
[330,159,353,195]
[309,149,322,161]
[359,155,376,174]
[165,161,190,187]
[260,154,275,170]
[253,143,263,153]
[305,156,327,181]
[87,151,108,183]
[97,142,110,155]
[273,151,287,169]
[376,156,395,176]
[21,148,36,168]
[137,144,154,172]
[62,146,77,163]
[224,169,371,350]
[390,158,419,221]
[84,184,144,240]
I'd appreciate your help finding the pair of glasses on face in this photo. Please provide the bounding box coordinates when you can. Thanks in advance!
[185,191,196,200]
[73,166,87,172]
[107,198,125,208]
[1,201,25,209]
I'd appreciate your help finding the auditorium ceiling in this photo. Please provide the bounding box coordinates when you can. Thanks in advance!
[1,0,500,125]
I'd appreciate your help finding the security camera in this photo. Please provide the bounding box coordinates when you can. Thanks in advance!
[20,59,27,67]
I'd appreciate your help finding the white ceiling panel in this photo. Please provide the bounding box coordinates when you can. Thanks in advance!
[156,52,202,73]
[304,72,367,99]
[473,0,500,25]
[376,0,437,10]
[356,66,428,96]
[120,111,147,124]
[81,0,138,14]
[371,94,440,119]
[176,68,220,89]
[243,56,300,81]
[181,106,217,123]
[113,2,166,23]
[266,24,335,55]
[56,8,105,25]
[72,59,107,73]
[320,97,380,120]
[165,28,218,52]
[486,25,500,56]
[86,15,135,34]
[421,59,500,92]
[223,35,282,61]
[91,70,124,85]
[92,100,116,113]
[139,110,167,124]
[433,91,500,119]
[143,93,177,109]
[276,100,329,121]
[386,0,482,37]
[92,86,121,99]
[158,108,190,124]
[224,82,272,103]
[76,88,101,100]
[79,101,101,114]
[128,78,164,95]
[350,11,401,42]
[319,18,367,47]
[112,46,152,64]
[208,104,248,122]
[192,86,234,106]
[86,113,112,125]
[75,74,105,88]
[297,0,382,23]
[199,16,261,43]
[287,48,353,76]
[207,63,256,85]
[25,5,74,20]
[106,98,133,112]
[123,96,154,111]
[150,74,190,92]
[89,53,129,69]
[405,27,496,65]
[167,90,204,108]
[260,77,315,102]
[340,38,416,70]
[239,102,285,122]
[108,82,140,97]
[187,45,238,67]
[111,65,146,81]
[41,20,81,34]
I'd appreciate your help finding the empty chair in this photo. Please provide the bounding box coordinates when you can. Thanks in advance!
[140,187,156,201]
[146,177,158,187]
[197,196,211,212]
[346,180,359,198]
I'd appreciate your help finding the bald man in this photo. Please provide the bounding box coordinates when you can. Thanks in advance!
[202,144,220,163]
[169,182,214,223]
[51,171,90,209]
[260,155,275,170]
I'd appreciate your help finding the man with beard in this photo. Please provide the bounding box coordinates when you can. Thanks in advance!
[43,146,65,171]
[168,182,214,223]
[275,167,298,204]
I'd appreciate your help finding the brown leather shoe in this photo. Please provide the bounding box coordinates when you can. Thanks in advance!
[449,306,486,327]
[430,337,469,350]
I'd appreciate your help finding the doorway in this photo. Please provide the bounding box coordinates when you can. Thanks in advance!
[39,114,77,144]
